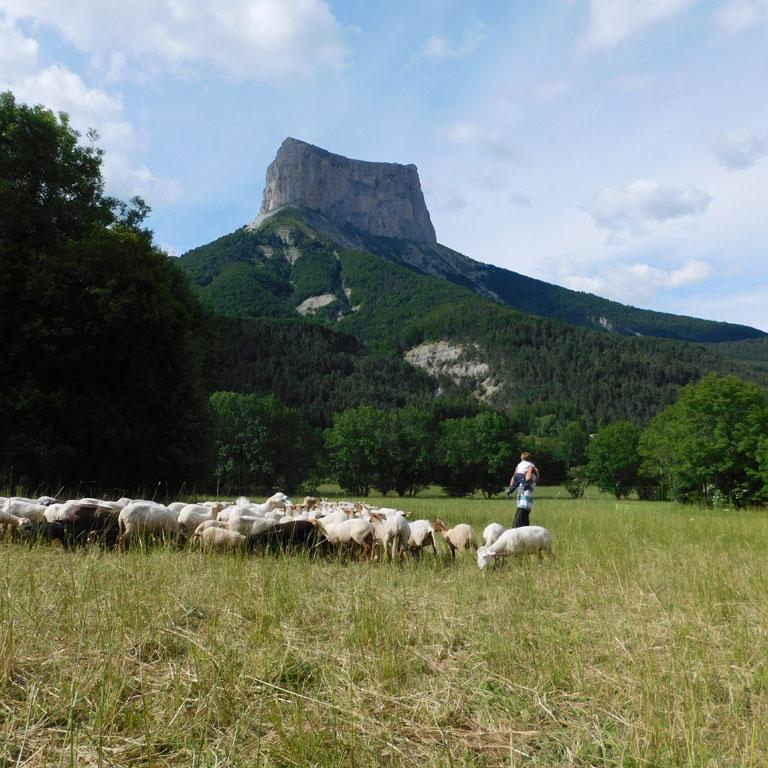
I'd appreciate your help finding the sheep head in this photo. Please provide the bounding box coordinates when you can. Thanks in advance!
[476,547,492,570]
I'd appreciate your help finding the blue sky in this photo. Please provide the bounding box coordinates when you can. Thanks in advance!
[1,0,767,329]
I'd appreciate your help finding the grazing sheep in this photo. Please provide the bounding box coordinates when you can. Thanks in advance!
[225,502,280,537]
[178,504,215,535]
[407,519,438,558]
[432,518,477,560]
[168,501,188,516]
[117,501,178,549]
[193,526,247,552]
[217,493,290,523]
[368,512,410,561]
[42,503,121,549]
[246,520,331,556]
[192,519,226,536]
[3,498,47,524]
[310,517,374,559]
[476,526,554,570]
[482,523,506,548]
[0,509,32,534]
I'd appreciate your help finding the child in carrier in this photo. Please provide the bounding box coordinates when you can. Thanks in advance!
[506,452,539,495]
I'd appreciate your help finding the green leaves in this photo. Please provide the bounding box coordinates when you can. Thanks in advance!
[0,92,213,489]
[638,374,768,505]
[210,392,318,494]
[586,421,642,499]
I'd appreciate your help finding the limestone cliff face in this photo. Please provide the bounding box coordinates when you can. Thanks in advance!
[257,137,437,243]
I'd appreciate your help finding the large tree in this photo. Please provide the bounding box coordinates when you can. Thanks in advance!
[0,92,213,490]
[586,421,642,499]
[638,374,768,505]
[435,412,517,497]
[211,392,318,495]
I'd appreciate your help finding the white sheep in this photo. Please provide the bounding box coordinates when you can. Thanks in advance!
[193,519,226,536]
[193,526,247,552]
[310,517,374,559]
[3,498,47,524]
[482,523,506,548]
[226,506,278,537]
[177,503,215,535]
[168,501,188,516]
[117,501,179,548]
[368,512,410,561]
[407,519,438,558]
[432,518,477,560]
[217,493,290,523]
[0,509,32,532]
[476,526,554,570]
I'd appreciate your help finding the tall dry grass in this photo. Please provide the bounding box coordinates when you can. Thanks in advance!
[1,493,766,766]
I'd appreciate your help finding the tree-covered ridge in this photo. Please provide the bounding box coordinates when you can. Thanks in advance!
[181,209,767,432]
[306,214,765,344]
[477,265,765,343]
[211,316,436,429]
[181,208,766,345]
[706,337,768,376]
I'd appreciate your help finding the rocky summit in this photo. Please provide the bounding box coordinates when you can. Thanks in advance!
[254,137,437,243]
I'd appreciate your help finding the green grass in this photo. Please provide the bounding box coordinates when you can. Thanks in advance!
[1,494,767,766]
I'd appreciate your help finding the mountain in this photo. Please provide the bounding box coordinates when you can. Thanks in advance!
[243,138,764,344]
[181,206,767,430]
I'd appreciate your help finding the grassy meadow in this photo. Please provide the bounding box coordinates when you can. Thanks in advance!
[1,489,767,766]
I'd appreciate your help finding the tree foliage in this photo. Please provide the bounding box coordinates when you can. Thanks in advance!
[435,412,517,497]
[586,421,642,499]
[0,91,213,489]
[210,392,318,495]
[638,374,768,505]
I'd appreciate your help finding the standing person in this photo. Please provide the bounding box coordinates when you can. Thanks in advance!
[513,471,536,528]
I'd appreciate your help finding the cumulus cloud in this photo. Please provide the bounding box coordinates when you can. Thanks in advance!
[411,22,486,64]
[0,0,348,83]
[580,0,692,51]
[583,179,713,242]
[443,121,518,161]
[0,14,182,204]
[714,129,768,170]
[716,0,768,33]
[555,258,714,303]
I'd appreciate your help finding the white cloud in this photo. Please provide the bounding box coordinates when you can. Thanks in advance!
[0,14,181,204]
[583,179,713,242]
[0,0,348,83]
[716,0,768,33]
[580,0,692,51]
[714,129,768,170]
[0,13,37,79]
[557,258,714,303]
[411,22,486,64]
[443,121,518,160]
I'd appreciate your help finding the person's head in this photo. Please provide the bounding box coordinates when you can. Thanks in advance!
[520,451,530,461]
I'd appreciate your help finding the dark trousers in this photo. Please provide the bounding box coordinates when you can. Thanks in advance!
[513,507,530,528]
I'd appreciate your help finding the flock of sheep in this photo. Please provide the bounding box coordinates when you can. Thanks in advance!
[0,492,554,570]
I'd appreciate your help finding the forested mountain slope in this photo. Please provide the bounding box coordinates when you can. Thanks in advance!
[181,209,765,429]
